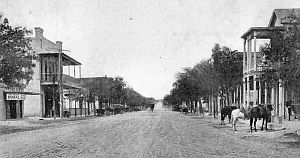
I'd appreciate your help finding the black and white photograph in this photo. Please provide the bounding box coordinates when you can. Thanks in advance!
[1,0,300,157]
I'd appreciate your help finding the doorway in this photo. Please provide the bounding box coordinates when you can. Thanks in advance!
[9,100,17,119]
[43,85,59,117]
[6,100,23,119]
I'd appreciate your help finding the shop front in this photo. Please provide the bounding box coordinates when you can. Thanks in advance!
[5,93,25,119]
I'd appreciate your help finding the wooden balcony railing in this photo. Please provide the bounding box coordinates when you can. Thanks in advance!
[41,73,81,87]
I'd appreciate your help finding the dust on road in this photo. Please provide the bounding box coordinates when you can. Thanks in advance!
[1,103,299,158]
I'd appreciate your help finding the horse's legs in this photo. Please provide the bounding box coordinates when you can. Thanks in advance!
[232,118,236,131]
[228,114,231,124]
[250,117,253,133]
[221,114,224,125]
[265,116,268,131]
[254,118,257,132]
[250,117,253,132]
[261,117,264,131]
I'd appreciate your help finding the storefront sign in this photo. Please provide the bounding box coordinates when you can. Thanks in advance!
[6,94,26,100]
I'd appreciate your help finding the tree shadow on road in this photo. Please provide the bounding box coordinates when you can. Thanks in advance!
[209,124,232,129]
[279,133,300,149]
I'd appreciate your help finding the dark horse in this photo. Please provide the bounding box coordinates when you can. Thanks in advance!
[249,104,273,132]
[221,106,237,125]
[182,107,188,114]
[150,104,155,112]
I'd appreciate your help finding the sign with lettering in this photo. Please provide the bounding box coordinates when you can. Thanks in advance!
[6,94,26,100]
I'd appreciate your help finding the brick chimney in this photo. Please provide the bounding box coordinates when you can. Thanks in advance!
[34,27,43,38]
[56,41,63,51]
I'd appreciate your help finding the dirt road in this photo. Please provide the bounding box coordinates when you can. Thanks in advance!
[1,103,299,158]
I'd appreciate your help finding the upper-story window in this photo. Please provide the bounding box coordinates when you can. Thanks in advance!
[41,56,58,82]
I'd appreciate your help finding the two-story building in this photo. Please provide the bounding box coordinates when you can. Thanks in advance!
[241,8,300,120]
[28,27,84,118]
[0,27,83,120]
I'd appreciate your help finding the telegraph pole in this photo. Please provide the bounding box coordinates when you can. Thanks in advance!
[56,41,71,119]
[58,44,63,118]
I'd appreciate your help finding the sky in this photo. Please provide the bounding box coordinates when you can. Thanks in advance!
[1,0,300,99]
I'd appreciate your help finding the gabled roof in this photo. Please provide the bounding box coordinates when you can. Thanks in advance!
[268,8,300,27]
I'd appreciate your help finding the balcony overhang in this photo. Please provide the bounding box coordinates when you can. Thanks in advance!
[41,74,83,89]
[241,26,285,39]
[38,51,82,66]
[4,91,42,95]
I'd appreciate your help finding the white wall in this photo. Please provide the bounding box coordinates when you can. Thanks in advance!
[23,60,42,117]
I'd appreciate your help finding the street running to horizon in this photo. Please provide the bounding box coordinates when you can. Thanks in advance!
[1,102,299,158]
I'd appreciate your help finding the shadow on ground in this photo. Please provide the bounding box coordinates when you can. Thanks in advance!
[280,133,300,148]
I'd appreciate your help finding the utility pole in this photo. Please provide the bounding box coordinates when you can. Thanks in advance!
[52,73,56,119]
[58,45,63,118]
[56,41,71,119]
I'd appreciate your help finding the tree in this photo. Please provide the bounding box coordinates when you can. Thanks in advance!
[68,88,89,116]
[164,43,243,116]
[0,14,37,88]
[211,43,243,107]
[109,77,127,104]
[124,87,152,109]
[260,12,300,87]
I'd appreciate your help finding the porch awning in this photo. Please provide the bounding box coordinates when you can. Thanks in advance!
[4,91,42,95]
[38,51,82,66]
[241,26,285,39]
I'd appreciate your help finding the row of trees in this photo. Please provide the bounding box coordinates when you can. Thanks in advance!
[75,76,154,109]
[164,12,300,115]
[163,44,243,116]
[1,13,152,111]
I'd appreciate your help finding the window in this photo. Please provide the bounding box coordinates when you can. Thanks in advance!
[294,89,300,104]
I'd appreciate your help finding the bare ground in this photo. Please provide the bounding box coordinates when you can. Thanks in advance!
[1,103,300,158]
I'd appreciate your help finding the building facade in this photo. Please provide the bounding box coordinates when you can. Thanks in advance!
[241,8,300,119]
[0,27,83,120]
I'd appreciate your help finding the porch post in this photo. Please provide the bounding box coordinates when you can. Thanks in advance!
[243,78,246,109]
[239,85,242,108]
[247,77,250,109]
[264,82,268,105]
[80,66,82,79]
[247,39,250,70]
[253,35,257,70]
[243,39,246,72]
[258,79,262,105]
[278,79,283,116]
[254,75,257,106]
[233,88,236,105]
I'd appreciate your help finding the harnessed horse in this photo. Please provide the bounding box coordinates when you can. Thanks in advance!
[249,104,273,132]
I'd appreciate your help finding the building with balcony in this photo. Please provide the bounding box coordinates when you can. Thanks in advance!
[0,27,83,120]
[241,8,300,119]
[29,27,83,118]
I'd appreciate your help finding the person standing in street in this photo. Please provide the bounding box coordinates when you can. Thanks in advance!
[286,99,295,121]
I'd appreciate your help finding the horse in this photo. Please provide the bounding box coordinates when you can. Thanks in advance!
[231,108,246,131]
[96,108,106,116]
[249,104,273,132]
[220,106,237,125]
[106,107,114,115]
[181,106,188,114]
[150,104,155,112]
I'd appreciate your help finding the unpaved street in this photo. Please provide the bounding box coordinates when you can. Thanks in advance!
[1,103,300,158]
